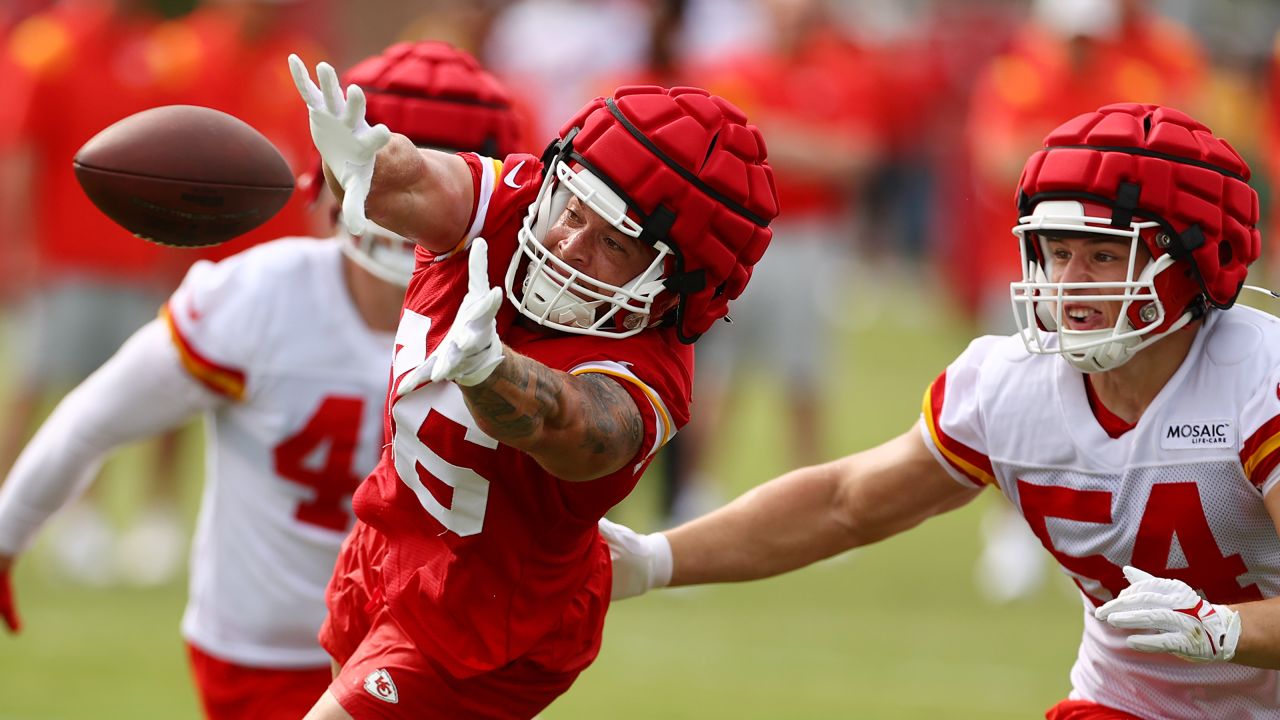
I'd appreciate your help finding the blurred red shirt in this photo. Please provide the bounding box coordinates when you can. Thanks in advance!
[8,3,197,285]
[952,14,1207,322]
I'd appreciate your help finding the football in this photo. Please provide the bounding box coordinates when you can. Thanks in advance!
[73,105,296,248]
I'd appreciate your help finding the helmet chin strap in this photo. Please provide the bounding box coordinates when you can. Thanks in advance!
[1061,310,1195,373]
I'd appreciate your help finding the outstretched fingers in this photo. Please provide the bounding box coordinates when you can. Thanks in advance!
[316,61,344,116]
[287,54,323,109]
[468,238,491,297]
[362,123,392,157]
[342,84,367,129]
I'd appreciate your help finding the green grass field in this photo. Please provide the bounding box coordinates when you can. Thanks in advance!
[0,280,1083,719]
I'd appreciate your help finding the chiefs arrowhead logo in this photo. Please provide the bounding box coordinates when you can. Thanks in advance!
[363,668,399,704]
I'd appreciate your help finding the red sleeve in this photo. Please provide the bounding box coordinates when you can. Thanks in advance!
[523,327,693,467]
[1241,415,1280,492]
[920,370,995,488]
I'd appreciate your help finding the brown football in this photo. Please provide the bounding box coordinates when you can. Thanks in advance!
[73,105,296,248]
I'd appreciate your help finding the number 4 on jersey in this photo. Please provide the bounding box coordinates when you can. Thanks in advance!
[273,396,366,532]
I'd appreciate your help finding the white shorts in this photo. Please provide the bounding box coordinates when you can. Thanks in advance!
[695,216,852,391]
[14,279,166,388]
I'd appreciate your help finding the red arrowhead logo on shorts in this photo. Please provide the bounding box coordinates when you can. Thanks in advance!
[363,668,399,704]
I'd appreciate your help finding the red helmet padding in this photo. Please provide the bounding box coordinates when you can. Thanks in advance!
[1018,103,1260,313]
[344,41,521,156]
[564,86,779,338]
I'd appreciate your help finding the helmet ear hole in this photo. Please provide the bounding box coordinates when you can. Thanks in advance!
[1219,241,1233,266]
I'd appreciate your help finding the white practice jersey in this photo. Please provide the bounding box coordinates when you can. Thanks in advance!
[921,307,1280,719]
[164,238,394,668]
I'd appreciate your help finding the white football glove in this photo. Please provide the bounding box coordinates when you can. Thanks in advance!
[398,238,504,396]
[288,54,391,237]
[598,518,672,601]
[1095,565,1241,663]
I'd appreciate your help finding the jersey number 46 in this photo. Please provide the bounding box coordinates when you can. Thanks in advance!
[389,310,498,537]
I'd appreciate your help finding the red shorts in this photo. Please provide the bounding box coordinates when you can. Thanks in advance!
[185,642,332,720]
[328,604,579,719]
[320,521,582,718]
[319,520,386,666]
[1046,699,1145,720]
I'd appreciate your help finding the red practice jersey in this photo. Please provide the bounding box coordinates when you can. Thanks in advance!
[352,152,693,678]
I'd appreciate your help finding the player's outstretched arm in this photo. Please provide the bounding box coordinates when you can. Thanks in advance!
[670,424,978,586]
[603,424,981,598]
[289,55,473,252]
[0,321,218,630]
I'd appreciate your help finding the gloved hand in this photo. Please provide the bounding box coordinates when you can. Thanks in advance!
[598,518,672,600]
[1095,565,1241,662]
[288,54,391,237]
[398,238,505,397]
[0,556,21,633]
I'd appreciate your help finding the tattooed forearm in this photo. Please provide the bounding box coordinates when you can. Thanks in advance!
[462,349,562,441]
[459,349,646,481]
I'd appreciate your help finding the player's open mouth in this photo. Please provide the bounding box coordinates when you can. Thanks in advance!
[1063,303,1106,331]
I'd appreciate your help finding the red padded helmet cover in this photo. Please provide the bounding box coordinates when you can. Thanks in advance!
[1017,103,1260,311]
[562,86,779,339]
[344,41,521,157]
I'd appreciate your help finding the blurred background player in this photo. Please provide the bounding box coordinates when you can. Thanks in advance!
[483,0,650,143]
[0,41,524,720]
[957,0,1208,604]
[0,0,328,587]
[0,0,197,587]
[659,0,887,526]
[291,45,777,716]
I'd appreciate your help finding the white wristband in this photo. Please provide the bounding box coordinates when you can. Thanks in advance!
[647,532,673,590]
